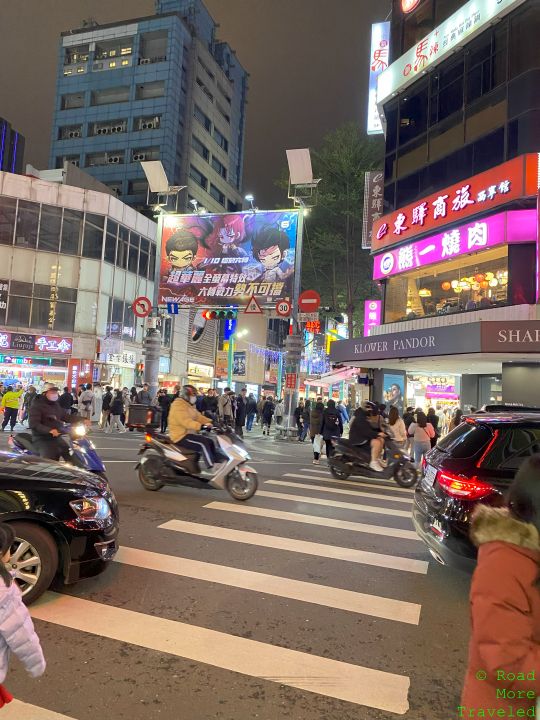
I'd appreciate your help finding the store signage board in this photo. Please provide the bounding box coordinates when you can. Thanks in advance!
[367,22,390,135]
[377,0,526,110]
[362,171,384,249]
[372,155,539,251]
[373,209,537,280]
[298,312,319,322]
[106,352,136,367]
[364,300,382,337]
[0,332,72,354]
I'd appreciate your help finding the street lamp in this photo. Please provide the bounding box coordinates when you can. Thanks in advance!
[227,328,248,387]
[245,193,256,212]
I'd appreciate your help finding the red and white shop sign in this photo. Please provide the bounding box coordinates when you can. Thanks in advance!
[372,154,540,253]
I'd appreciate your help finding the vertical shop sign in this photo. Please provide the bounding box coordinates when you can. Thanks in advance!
[364,300,382,336]
[367,22,390,135]
[0,281,8,326]
[362,171,384,249]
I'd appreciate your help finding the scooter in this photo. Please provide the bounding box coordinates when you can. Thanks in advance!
[328,434,418,488]
[8,423,107,478]
[136,423,259,501]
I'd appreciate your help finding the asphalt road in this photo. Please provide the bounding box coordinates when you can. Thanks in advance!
[0,426,471,720]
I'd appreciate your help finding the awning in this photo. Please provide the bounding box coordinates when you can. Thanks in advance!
[305,367,362,388]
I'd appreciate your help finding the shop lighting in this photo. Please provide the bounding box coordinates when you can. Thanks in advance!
[418,288,431,297]
[489,278,498,287]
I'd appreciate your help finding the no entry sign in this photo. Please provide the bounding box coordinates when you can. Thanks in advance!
[298,290,321,313]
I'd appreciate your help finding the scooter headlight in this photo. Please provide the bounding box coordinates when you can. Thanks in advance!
[73,425,86,437]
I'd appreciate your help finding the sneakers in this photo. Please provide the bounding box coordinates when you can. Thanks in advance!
[369,460,384,472]
[313,459,320,465]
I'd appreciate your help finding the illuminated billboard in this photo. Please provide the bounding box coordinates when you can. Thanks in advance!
[367,22,390,135]
[158,210,299,307]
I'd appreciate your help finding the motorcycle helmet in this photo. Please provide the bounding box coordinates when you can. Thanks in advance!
[362,400,379,416]
[180,384,198,405]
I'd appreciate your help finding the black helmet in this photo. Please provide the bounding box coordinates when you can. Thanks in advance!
[362,400,380,416]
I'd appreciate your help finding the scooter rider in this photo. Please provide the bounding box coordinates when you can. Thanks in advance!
[349,401,387,472]
[168,385,217,468]
[28,383,75,461]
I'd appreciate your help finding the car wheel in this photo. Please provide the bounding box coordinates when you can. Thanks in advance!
[8,522,58,605]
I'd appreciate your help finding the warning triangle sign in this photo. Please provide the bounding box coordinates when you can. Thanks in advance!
[244,295,263,314]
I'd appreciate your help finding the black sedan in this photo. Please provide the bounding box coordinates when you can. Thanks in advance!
[0,451,119,604]
[412,411,540,572]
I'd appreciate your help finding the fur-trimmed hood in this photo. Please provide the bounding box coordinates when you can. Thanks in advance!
[470,504,540,552]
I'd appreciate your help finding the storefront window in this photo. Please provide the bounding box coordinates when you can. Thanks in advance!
[385,246,508,323]
[407,374,461,411]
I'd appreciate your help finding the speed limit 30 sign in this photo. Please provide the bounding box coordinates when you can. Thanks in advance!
[275,298,292,317]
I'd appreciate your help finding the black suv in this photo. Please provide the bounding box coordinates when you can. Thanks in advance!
[413,411,540,571]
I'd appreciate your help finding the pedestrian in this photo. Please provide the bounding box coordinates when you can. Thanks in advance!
[403,406,415,454]
[156,389,171,432]
[0,523,46,695]
[449,408,464,432]
[408,411,435,466]
[217,387,235,425]
[100,386,113,429]
[130,386,138,404]
[337,400,349,426]
[22,385,38,425]
[1,385,23,432]
[245,393,257,431]
[234,388,247,437]
[300,399,311,441]
[386,406,407,448]
[58,386,74,414]
[106,389,126,433]
[201,388,218,421]
[256,395,265,426]
[426,407,440,448]
[294,400,304,440]
[321,399,343,459]
[120,387,130,425]
[78,383,95,422]
[310,398,325,464]
[262,395,275,435]
[274,398,285,427]
[77,383,86,399]
[460,456,540,716]
[137,383,152,406]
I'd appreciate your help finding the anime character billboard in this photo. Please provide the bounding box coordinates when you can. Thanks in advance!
[158,210,298,306]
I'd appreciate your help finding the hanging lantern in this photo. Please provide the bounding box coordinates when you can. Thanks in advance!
[454,286,463,293]
[451,280,459,289]
[480,280,489,289]
[460,282,471,290]
[475,274,485,283]
[418,288,432,297]
[489,278,498,287]
[472,282,480,291]
[485,272,494,281]
[441,281,452,291]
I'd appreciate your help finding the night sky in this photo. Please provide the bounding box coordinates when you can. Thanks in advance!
[0,0,385,206]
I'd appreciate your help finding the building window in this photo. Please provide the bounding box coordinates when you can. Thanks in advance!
[196,77,214,102]
[0,197,16,246]
[192,136,210,161]
[194,105,212,133]
[213,128,229,153]
[134,115,161,131]
[139,238,150,278]
[64,45,89,65]
[90,86,130,106]
[128,234,140,274]
[38,205,62,253]
[227,200,240,212]
[15,200,39,249]
[82,213,105,260]
[399,80,428,147]
[210,184,225,206]
[190,165,208,191]
[127,179,148,195]
[104,220,117,264]
[95,39,134,60]
[61,209,82,255]
[116,226,129,270]
[217,103,230,124]
[198,58,215,82]
[131,147,160,163]
[61,92,84,110]
[430,58,464,126]
[58,125,83,140]
[135,81,165,100]
[211,156,227,179]
[89,119,127,136]
[217,83,232,104]
[86,151,124,167]
[149,244,156,279]
[56,155,80,169]
[7,295,31,328]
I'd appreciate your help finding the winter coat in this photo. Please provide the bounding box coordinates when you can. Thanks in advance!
[235,396,247,426]
[309,403,325,438]
[137,389,152,406]
[1,390,22,410]
[79,389,95,413]
[168,398,209,443]
[29,395,72,438]
[246,398,258,415]
[0,577,46,683]
[427,413,439,434]
[262,400,275,423]
[274,401,284,418]
[403,411,415,429]
[461,506,540,715]
[217,393,234,419]
[337,403,349,423]
[101,391,113,412]
[321,407,343,440]
[301,405,311,426]
[202,395,218,416]
[293,406,304,423]
[157,394,172,416]
[110,397,124,415]
[58,391,73,411]
[348,408,379,444]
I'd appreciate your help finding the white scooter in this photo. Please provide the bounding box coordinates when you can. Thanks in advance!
[136,423,258,501]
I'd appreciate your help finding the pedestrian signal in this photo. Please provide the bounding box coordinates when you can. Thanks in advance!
[201,309,237,320]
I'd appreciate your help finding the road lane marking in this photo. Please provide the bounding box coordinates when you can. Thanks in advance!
[256,490,412,518]
[31,592,410,713]
[270,480,412,504]
[159,520,428,574]
[3,701,76,719]
[116,546,421,624]
[203,500,421,542]
[295,470,415,493]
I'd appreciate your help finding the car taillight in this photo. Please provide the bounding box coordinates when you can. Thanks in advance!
[69,497,111,522]
[436,470,495,501]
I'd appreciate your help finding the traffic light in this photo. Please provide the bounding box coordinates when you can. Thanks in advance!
[202,309,238,320]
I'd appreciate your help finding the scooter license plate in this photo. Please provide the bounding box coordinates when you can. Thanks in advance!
[424,464,437,487]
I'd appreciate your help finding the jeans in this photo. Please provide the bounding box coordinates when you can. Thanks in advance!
[246,413,256,431]
[300,424,309,441]
[413,440,431,465]
[2,407,18,431]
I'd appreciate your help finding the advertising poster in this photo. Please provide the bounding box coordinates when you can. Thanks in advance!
[158,211,299,306]
[215,351,228,379]
[383,373,404,414]
[233,351,246,376]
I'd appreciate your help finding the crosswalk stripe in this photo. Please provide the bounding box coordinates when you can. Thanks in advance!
[116,546,421,624]
[257,490,412,518]
[269,479,412,505]
[3,700,75,719]
[295,470,415,493]
[159,520,428,574]
[204,500,421,542]
[31,592,410,713]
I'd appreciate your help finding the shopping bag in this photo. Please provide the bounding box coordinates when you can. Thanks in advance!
[313,434,323,454]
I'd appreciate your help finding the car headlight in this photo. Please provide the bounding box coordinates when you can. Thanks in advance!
[73,425,86,437]
[70,497,111,521]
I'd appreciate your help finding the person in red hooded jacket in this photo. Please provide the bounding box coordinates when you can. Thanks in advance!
[460,455,540,717]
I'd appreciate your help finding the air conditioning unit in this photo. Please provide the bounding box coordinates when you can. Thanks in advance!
[140,58,151,65]
[97,126,111,135]
[133,153,146,162]
[68,130,81,139]
[114,125,124,133]
[141,121,155,130]
[107,156,121,164]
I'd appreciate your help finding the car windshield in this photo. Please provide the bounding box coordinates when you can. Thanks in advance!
[437,421,493,459]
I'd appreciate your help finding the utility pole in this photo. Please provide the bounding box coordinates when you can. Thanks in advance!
[143,317,161,399]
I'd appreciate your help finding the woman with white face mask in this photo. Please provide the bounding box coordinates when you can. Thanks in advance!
[167,385,216,468]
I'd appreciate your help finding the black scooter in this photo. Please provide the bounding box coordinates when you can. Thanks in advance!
[328,435,418,488]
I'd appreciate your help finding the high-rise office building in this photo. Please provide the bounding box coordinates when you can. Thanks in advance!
[49,0,248,212]
[0,117,24,174]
